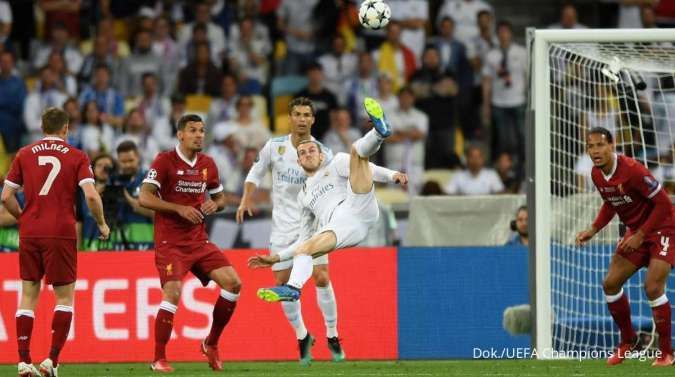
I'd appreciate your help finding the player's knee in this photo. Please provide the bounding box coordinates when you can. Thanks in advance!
[163,283,182,303]
[644,282,664,300]
[602,278,621,295]
[313,271,330,287]
[225,278,242,294]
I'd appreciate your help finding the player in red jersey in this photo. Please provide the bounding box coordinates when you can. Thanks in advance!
[1,107,109,377]
[576,127,675,367]
[139,114,241,373]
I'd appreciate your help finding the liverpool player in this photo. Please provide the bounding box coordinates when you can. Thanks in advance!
[1,107,110,377]
[139,114,240,373]
[576,127,675,366]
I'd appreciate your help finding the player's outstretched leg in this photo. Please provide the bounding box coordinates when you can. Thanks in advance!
[257,232,338,303]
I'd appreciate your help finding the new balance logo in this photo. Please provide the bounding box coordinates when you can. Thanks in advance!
[18,336,28,340]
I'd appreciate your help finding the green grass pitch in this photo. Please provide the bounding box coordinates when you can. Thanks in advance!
[3,360,675,376]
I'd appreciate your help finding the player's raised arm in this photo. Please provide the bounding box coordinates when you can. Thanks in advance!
[81,182,110,240]
[237,140,271,223]
[138,182,203,224]
[369,162,408,186]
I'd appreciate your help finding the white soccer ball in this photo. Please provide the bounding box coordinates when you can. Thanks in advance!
[359,0,391,30]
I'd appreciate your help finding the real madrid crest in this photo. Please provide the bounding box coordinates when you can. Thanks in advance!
[278,146,286,155]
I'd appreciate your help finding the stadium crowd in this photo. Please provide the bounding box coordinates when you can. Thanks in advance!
[0,0,673,251]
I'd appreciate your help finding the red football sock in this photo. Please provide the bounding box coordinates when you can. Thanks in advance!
[207,291,238,346]
[49,306,73,367]
[607,292,636,344]
[651,300,673,355]
[16,310,34,364]
[154,302,177,362]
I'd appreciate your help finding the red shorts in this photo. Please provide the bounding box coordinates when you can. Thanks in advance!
[155,241,230,287]
[19,237,77,285]
[617,228,675,268]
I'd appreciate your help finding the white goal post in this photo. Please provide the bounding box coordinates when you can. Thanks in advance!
[529,28,675,358]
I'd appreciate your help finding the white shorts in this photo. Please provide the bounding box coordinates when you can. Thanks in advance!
[270,237,329,271]
[318,183,380,249]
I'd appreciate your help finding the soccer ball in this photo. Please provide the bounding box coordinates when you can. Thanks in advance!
[359,0,391,30]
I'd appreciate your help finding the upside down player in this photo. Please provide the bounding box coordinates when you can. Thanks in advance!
[576,127,675,366]
[248,98,407,301]
[2,107,110,377]
[139,114,241,373]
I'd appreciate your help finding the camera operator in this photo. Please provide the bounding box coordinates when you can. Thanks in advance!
[111,140,154,250]
[78,154,115,250]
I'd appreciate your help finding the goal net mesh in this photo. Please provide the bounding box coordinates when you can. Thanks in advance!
[548,41,675,352]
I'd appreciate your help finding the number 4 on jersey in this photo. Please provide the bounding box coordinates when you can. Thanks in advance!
[38,155,61,196]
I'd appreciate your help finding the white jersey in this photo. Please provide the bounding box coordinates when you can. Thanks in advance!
[296,153,397,240]
[245,134,333,243]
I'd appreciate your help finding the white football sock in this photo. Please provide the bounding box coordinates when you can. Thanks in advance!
[281,300,308,340]
[316,284,338,338]
[287,255,313,289]
[353,129,384,158]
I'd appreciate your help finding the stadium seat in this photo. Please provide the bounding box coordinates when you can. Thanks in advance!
[423,169,455,187]
[251,95,270,129]
[273,94,292,122]
[186,95,212,113]
[274,114,291,136]
[375,187,409,205]
[271,76,307,98]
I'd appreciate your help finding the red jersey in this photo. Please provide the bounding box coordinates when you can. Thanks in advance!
[591,154,674,233]
[143,147,223,246]
[5,136,94,239]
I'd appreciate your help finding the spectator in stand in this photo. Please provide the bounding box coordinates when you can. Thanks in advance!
[80,100,115,157]
[373,73,399,126]
[318,34,358,106]
[39,0,80,40]
[153,94,186,151]
[46,51,77,96]
[322,107,362,155]
[115,108,160,170]
[505,205,528,246]
[388,0,429,62]
[617,0,656,28]
[494,152,520,193]
[345,52,379,129]
[152,15,180,97]
[277,0,319,75]
[177,42,222,97]
[445,144,504,195]
[0,51,26,154]
[78,34,124,88]
[372,21,417,93]
[436,0,493,48]
[225,95,270,149]
[78,64,125,129]
[206,74,240,128]
[409,46,459,169]
[642,4,659,28]
[227,16,272,95]
[208,124,243,201]
[469,10,498,138]
[482,21,528,167]
[33,21,83,74]
[294,62,338,140]
[133,72,171,129]
[79,17,130,59]
[0,0,10,47]
[432,16,477,141]
[177,1,227,66]
[548,3,588,29]
[23,67,68,143]
[181,22,221,69]
[386,87,428,194]
[120,29,165,98]
[62,97,83,150]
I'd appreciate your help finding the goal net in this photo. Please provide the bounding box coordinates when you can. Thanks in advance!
[530,29,675,357]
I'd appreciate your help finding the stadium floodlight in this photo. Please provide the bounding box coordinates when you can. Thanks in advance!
[528,28,675,358]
